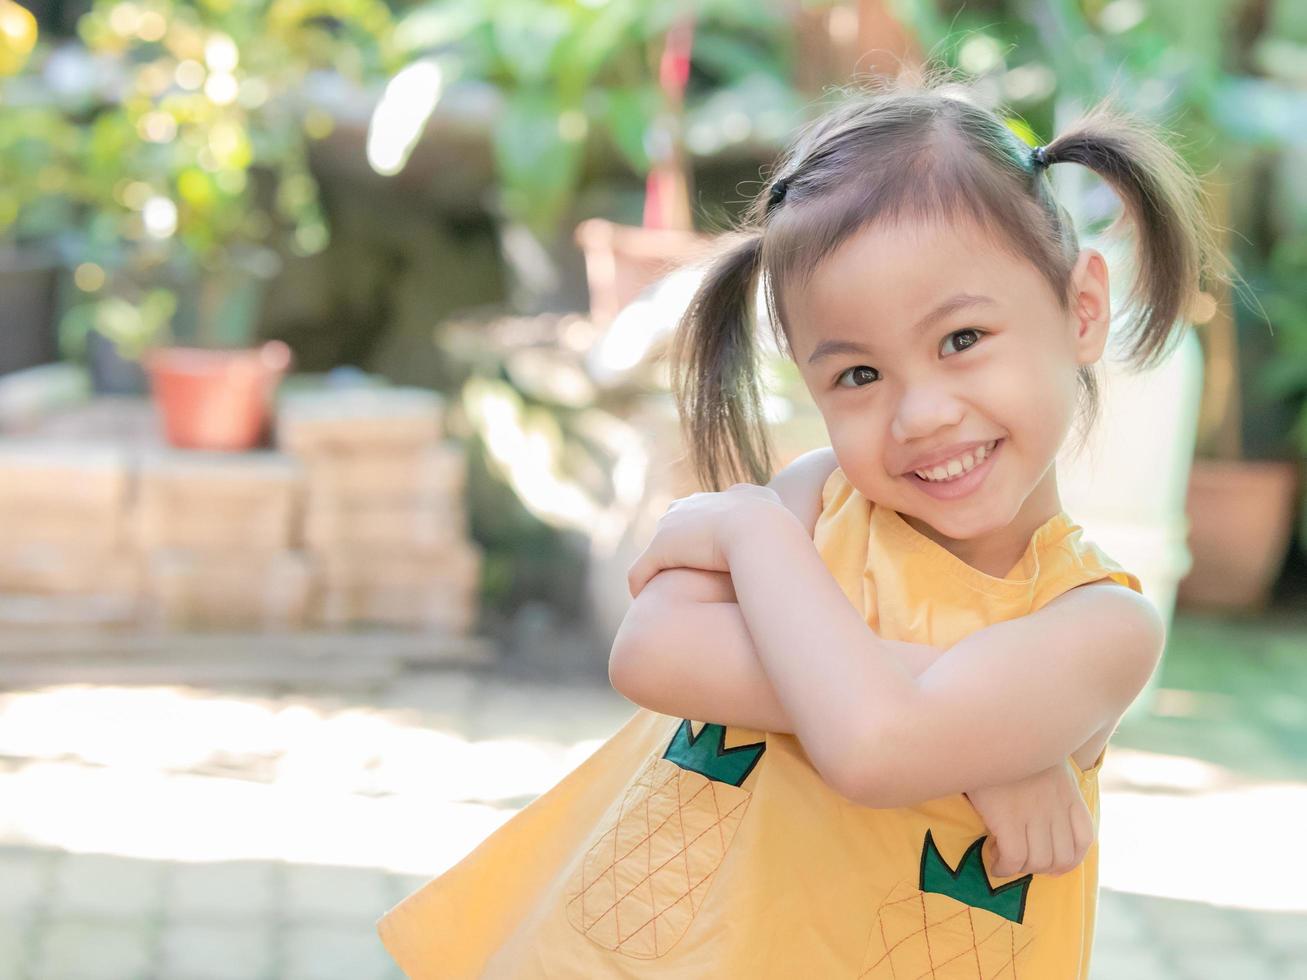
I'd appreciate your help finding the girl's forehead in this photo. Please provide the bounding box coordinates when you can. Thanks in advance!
[809,218,1014,294]
[783,219,1034,347]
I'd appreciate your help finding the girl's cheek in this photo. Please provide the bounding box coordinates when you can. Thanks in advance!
[829,433,888,486]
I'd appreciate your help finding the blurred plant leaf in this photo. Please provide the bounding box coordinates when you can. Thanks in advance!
[492,0,571,86]
[493,87,585,238]
[601,84,660,173]
[1210,76,1307,147]
[691,32,783,83]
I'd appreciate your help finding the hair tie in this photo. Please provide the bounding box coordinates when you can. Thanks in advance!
[1031,145,1050,171]
[767,176,790,213]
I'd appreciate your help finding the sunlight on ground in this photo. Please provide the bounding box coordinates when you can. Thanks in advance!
[0,685,608,876]
[1099,747,1307,911]
[0,685,1302,913]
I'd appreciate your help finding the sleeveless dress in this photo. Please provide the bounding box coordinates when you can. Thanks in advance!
[378,466,1144,979]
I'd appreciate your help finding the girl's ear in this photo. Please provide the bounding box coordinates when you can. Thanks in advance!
[1068,248,1111,366]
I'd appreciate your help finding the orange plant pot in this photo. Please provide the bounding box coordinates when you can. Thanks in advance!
[144,341,293,451]
[1177,457,1302,612]
[573,218,715,327]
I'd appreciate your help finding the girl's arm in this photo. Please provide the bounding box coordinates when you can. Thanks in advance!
[612,450,1101,875]
[613,563,1095,877]
[719,501,1164,810]
[610,567,945,733]
[609,447,948,732]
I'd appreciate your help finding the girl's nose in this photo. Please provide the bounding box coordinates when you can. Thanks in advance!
[889,386,966,445]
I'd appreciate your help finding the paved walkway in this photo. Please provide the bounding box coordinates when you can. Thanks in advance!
[0,609,1305,979]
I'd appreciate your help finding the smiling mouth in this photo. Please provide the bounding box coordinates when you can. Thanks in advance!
[908,439,1001,483]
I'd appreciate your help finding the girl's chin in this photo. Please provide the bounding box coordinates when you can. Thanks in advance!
[902,510,1000,543]
[899,488,1015,538]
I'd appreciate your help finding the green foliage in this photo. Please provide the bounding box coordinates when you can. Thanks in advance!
[910,0,1307,463]
[59,287,179,359]
[386,0,818,239]
[1255,236,1307,456]
[3,0,399,352]
[0,107,81,242]
[67,0,398,260]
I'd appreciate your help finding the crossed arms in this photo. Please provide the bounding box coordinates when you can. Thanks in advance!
[608,448,1163,814]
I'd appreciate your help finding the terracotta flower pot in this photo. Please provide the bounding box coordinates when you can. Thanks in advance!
[1177,457,1302,612]
[144,341,293,451]
[573,218,714,328]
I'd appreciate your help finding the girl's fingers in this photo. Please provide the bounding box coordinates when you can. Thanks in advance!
[1069,798,1095,864]
[626,558,645,598]
[1049,816,1075,876]
[988,830,1024,878]
[982,834,1001,874]
[1024,821,1052,876]
[627,548,665,599]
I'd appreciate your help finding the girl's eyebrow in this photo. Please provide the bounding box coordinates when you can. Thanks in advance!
[806,292,997,364]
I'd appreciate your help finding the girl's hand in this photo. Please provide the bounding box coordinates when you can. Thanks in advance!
[964,760,1095,878]
[626,483,786,599]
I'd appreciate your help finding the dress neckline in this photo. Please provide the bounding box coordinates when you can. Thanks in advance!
[872,502,1076,595]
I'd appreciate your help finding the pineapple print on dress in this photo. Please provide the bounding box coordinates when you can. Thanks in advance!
[859,830,1038,979]
[565,719,765,958]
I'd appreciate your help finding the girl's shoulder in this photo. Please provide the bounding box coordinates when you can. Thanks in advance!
[766,446,840,537]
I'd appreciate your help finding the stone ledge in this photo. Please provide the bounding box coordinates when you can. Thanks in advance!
[0,629,497,688]
[0,629,495,661]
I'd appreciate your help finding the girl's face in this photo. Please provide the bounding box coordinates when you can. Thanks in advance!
[785,217,1111,543]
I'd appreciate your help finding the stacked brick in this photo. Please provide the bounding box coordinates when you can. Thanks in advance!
[134,450,310,630]
[0,388,480,636]
[277,388,480,633]
[0,443,139,627]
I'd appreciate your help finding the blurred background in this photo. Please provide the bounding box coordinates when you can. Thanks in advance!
[0,0,1305,977]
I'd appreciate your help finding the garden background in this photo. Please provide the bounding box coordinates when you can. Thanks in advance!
[1,1,1305,978]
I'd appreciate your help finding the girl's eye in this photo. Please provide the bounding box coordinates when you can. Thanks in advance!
[942,327,985,355]
[834,329,986,389]
[835,365,879,388]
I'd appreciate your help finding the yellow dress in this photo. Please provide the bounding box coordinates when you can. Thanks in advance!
[378,466,1143,979]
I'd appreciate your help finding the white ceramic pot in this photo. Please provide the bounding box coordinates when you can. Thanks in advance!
[1054,238,1204,722]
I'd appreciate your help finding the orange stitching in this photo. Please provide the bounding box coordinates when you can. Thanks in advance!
[711,778,730,855]
[593,758,649,937]
[860,884,1039,980]
[1010,905,1016,980]
[673,762,692,958]
[990,930,1038,979]
[916,889,935,977]
[862,895,974,971]
[922,916,1010,976]
[968,907,982,975]
[571,759,660,928]
[604,768,713,867]
[586,768,724,873]
[573,793,750,941]
[874,910,898,979]
[577,764,687,874]
[565,764,751,950]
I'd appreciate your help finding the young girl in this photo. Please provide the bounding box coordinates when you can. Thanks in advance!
[378,71,1232,978]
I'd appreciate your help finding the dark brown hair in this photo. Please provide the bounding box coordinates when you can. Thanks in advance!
[670,67,1237,491]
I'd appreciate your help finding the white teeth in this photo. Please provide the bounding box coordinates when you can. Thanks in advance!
[914,440,998,483]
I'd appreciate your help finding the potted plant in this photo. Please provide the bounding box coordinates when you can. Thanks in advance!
[0,7,79,379]
[1258,229,1307,487]
[1185,218,1307,610]
[25,0,397,445]
[1177,247,1301,613]
[574,0,922,325]
[897,0,1305,629]
[372,0,823,318]
[1174,149,1307,612]
[571,12,711,327]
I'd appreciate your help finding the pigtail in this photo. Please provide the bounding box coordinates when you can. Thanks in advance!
[1043,98,1237,371]
[669,229,774,491]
